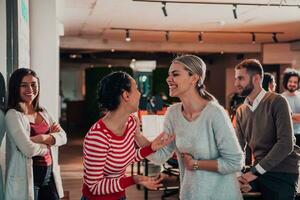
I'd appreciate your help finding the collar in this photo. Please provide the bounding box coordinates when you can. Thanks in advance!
[244,89,266,111]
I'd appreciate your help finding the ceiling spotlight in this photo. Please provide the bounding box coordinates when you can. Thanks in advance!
[252,33,256,44]
[272,33,278,43]
[232,4,237,19]
[69,54,82,59]
[165,31,169,41]
[198,32,203,43]
[219,20,226,26]
[161,2,167,17]
[69,54,77,59]
[125,29,131,42]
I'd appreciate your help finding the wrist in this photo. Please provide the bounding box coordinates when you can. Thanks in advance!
[50,134,56,145]
[250,166,261,177]
[193,160,199,170]
[44,134,55,145]
[150,142,157,151]
[133,175,140,184]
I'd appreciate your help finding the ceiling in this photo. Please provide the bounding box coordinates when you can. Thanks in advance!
[58,0,300,53]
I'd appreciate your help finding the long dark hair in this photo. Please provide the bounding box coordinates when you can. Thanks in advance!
[7,68,42,113]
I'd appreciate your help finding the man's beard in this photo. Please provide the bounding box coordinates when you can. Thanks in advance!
[287,86,298,93]
[241,82,254,97]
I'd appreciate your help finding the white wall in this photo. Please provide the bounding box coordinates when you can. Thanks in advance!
[0,0,6,77]
[263,43,300,69]
[30,0,60,120]
[30,0,63,169]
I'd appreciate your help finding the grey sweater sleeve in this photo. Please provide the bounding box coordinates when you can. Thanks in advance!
[5,109,48,157]
[147,108,175,164]
[259,96,294,171]
[42,109,67,147]
[213,107,244,174]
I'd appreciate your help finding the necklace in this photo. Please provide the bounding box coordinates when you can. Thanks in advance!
[181,103,207,122]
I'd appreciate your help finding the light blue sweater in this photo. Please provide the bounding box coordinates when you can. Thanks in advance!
[148,101,244,200]
[282,91,300,134]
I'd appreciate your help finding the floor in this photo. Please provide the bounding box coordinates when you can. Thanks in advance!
[59,126,179,200]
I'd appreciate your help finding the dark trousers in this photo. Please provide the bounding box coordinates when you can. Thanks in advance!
[295,135,300,147]
[33,165,59,200]
[250,171,298,200]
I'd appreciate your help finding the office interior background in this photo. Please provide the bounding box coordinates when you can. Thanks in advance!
[1,0,300,199]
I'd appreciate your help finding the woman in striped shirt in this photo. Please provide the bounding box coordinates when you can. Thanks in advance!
[82,71,174,200]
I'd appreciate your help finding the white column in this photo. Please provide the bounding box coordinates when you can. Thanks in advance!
[29,0,60,120]
[0,0,6,77]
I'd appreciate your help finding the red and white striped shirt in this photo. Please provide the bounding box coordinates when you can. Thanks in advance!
[82,115,154,200]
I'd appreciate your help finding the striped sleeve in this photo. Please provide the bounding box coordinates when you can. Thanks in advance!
[83,128,134,195]
[133,145,154,162]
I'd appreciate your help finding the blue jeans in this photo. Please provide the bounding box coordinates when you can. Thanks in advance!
[33,165,59,200]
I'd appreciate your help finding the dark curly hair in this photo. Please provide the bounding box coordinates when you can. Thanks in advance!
[282,68,300,90]
[97,71,132,111]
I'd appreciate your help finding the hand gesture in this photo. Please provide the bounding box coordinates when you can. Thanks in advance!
[50,122,61,133]
[151,132,175,151]
[238,171,257,193]
[240,171,257,183]
[182,153,195,170]
[134,175,163,190]
[238,176,252,193]
[31,134,55,145]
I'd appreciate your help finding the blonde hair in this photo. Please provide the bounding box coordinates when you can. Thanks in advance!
[172,55,215,101]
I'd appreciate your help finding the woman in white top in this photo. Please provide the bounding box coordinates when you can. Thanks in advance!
[148,55,244,200]
[5,68,67,200]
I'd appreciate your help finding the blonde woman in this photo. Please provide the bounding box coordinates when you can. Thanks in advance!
[148,55,244,200]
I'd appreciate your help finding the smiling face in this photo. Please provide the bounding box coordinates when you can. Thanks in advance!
[19,75,39,105]
[234,68,255,96]
[166,62,197,98]
[287,76,299,93]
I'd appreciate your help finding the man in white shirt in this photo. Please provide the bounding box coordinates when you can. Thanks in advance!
[234,59,299,200]
[282,68,300,146]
